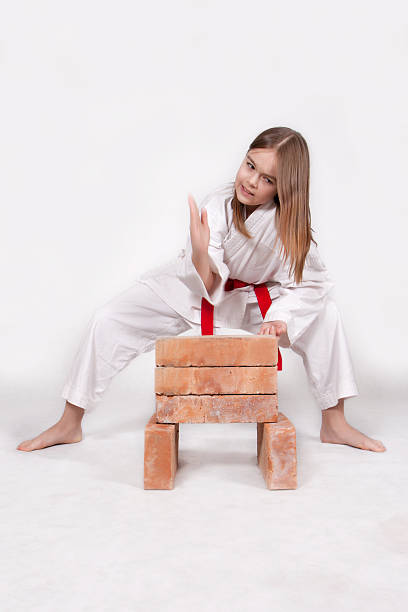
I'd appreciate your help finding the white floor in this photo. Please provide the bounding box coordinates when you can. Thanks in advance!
[2,345,407,612]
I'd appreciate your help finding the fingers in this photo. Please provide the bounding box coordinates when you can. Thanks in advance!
[258,325,277,336]
[258,322,287,337]
[188,195,202,240]
[188,194,208,227]
[188,193,198,220]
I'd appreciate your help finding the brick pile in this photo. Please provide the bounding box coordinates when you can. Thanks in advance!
[144,335,297,490]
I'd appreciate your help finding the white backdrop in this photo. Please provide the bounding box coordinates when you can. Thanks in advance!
[1,0,407,414]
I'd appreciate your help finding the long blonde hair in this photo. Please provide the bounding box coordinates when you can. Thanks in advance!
[232,127,317,284]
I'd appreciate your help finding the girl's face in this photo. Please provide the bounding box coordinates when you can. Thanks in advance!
[234,147,278,207]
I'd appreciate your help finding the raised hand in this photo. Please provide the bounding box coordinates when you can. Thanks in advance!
[188,193,210,257]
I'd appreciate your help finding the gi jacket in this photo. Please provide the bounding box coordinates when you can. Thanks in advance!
[138,181,335,346]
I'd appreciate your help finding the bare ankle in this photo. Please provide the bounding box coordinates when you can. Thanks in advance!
[321,398,345,423]
[59,401,85,428]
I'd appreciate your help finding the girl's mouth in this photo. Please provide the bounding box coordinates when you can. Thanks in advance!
[241,185,253,196]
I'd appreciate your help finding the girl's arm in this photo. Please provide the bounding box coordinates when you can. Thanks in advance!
[188,193,215,294]
[263,244,335,346]
[192,251,216,294]
[176,190,231,306]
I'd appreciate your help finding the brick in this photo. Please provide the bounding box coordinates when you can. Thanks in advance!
[156,394,278,423]
[155,366,277,395]
[257,412,297,490]
[144,413,179,490]
[155,335,278,367]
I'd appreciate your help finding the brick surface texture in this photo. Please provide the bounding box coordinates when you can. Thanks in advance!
[156,394,278,423]
[156,335,278,366]
[155,366,277,395]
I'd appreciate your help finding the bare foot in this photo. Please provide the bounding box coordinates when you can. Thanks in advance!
[16,421,83,452]
[320,421,386,452]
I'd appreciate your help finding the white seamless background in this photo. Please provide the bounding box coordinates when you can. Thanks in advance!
[1,3,408,611]
[1,0,407,409]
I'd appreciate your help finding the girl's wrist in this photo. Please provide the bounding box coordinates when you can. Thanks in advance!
[192,247,208,259]
[191,251,214,293]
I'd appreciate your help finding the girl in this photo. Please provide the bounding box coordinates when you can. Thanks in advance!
[17,127,386,453]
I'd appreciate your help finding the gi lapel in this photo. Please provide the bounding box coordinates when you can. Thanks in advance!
[223,199,276,261]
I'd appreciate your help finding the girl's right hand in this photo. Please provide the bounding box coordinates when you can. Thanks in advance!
[188,193,210,257]
[257,321,288,337]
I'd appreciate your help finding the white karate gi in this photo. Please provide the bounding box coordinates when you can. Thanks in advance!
[61,181,359,413]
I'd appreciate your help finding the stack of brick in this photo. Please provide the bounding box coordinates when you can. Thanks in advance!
[144,335,297,490]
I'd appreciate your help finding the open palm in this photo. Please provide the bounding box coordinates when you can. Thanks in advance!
[188,194,210,256]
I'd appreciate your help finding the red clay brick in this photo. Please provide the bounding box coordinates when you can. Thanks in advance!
[257,412,297,490]
[155,366,277,395]
[156,394,278,423]
[156,335,278,367]
[144,413,179,490]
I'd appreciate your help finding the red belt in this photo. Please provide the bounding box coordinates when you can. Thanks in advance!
[201,278,282,371]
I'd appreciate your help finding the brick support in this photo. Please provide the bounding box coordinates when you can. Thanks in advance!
[257,412,297,490]
[144,413,179,490]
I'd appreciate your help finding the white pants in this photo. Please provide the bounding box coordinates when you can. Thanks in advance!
[61,281,359,413]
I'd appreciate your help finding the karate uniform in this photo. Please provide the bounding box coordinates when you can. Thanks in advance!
[61,181,359,413]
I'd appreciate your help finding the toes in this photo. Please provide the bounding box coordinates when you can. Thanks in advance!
[16,441,28,449]
[373,440,386,452]
[17,440,37,451]
[364,439,386,452]
[358,442,385,452]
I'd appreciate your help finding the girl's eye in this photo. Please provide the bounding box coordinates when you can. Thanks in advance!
[247,161,274,184]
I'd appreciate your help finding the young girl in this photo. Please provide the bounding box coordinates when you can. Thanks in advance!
[17,127,386,453]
